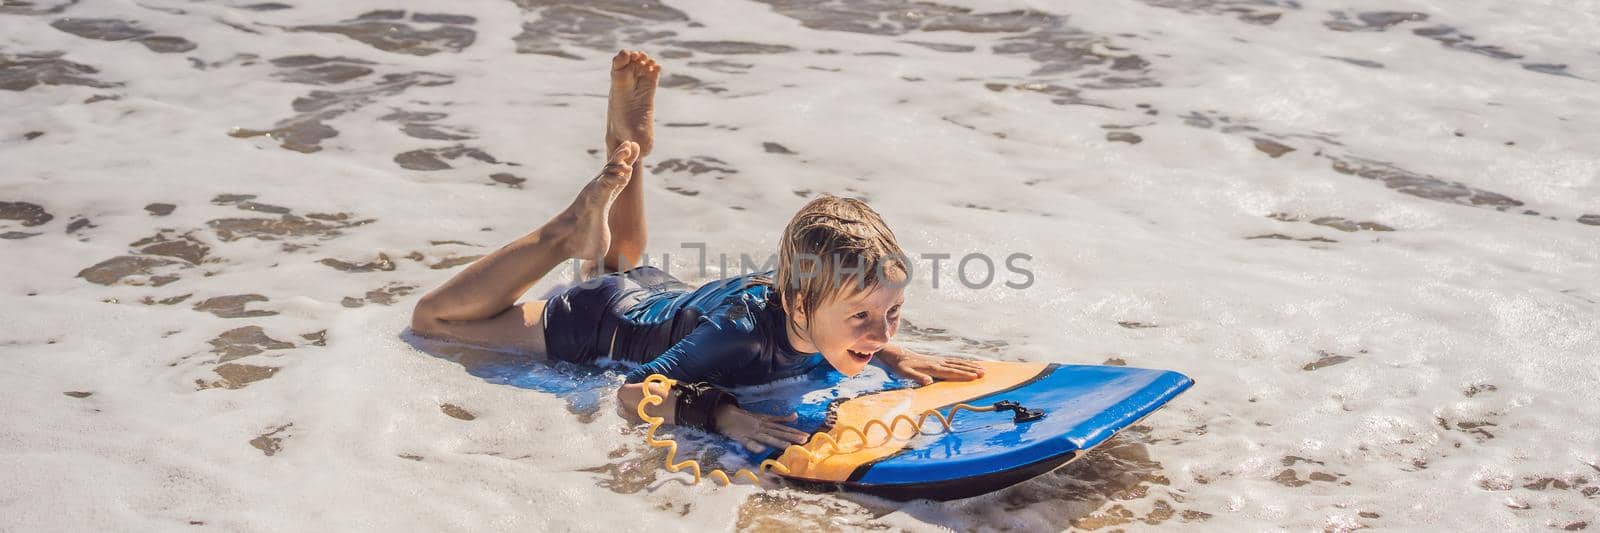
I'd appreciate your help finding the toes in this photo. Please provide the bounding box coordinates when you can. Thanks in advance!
[609,141,639,165]
[612,50,629,70]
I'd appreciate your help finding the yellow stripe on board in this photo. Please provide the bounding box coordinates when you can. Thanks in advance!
[776,361,1051,483]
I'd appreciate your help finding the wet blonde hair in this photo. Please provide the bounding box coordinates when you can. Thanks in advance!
[774,195,907,330]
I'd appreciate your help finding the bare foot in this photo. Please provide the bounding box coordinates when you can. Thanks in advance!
[605,50,660,158]
[563,141,639,261]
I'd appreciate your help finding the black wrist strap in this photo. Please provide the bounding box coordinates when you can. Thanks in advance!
[672,381,739,431]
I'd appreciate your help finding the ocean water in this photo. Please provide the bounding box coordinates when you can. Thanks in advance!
[3,0,1598,530]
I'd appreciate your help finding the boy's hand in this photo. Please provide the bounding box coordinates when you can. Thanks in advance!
[882,349,985,385]
[714,405,811,453]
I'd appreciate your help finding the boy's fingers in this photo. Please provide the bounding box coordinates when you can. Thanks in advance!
[753,434,790,450]
[766,424,810,443]
[738,437,765,453]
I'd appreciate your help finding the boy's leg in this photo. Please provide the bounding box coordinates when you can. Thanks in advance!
[411,142,641,348]
[597,50,660,273]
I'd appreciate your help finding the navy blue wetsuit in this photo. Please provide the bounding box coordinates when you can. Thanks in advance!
[542,267,824,387]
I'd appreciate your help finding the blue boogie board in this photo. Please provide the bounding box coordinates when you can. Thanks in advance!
[730,360,1194,500]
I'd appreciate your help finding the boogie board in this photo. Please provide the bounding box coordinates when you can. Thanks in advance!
[731,360,1193,500]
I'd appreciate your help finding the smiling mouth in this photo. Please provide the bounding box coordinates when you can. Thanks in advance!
[847,349,875,362]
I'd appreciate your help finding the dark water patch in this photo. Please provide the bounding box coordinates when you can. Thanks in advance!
[1,231,41,239]
[1324,11,1427,32]
[197,363,278,389]
[292,12,475,56]
[1135,0,1295,26]
[762,142,794,154]
[1309,216,1392,232]
[1118,321,1157,329]
[1326,56,1384,68]
[961,202,1008,213]
[1328,156,1523,210]
[237,201,289,214]
[51,17,150,40]
[23,131,44,140]
[400,123,473,141]
[319,253,395,272]
[1463,383,1497,397]
[1437,416,1497,441]
[1411,25,1522,61]
[62,216,88,233]
[208,213,369,241]
[83,93,117,103]
[657,73,723,93]
[301,330,326,346]
[902,40,975,53]
[0,0,78,15]
[250,424,292,456]
[0,201,53,226]
[1269,213,1393,232]
[653,156,735,176]
[510,0,687,59]
[1247,233,1337,243]
[489,172,525,188]
[144,203,175,216]
[664,186,698,197]
[440,403,475,420]
[1302,351,1354,370]
[1106,131,1142,144]
[1521,63,1579,78]
[63,391,93,398]
[232,71,452,153]
[413,13,475,25]
[430,255,482,270]
[1252,138,1295,158]
[212,193,255,204]
[342,283,415,308]
[193,294,276,318]
[1103,357,1127,366]
[140,293,192,305]
[355,9,402,20]
[668,41,793,55]
[0,52,120,91]
[237,2,291,11]
[394,145,501,170]
[380,109,447,122]
[270,55,374,85]
[212,195,290,215]
[78,255,185,285]
[688,59,752,73]
[1578,214,1600,226]
[49,18,196,53]
[208,325,293,361]
[131,230,211,263]
[984,81,1093,106]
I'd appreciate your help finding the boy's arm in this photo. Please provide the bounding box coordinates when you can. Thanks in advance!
[614,316,810,452]
[876,343,986,385]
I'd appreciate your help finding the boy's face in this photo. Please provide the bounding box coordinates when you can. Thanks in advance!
[804,275,906,376]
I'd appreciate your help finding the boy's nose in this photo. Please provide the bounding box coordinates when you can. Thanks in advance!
[865,319,890,343]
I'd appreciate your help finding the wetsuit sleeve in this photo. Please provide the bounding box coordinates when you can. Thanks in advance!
[623,308,760,385]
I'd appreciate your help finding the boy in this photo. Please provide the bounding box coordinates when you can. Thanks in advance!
[411,51,984,452]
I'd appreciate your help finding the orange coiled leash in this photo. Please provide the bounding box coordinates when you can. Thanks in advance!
[634,374,1044,486]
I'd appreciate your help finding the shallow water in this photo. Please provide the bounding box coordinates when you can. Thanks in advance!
[3,0,1599,531]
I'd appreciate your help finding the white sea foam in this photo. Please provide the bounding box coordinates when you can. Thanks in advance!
[3,0,1598,530]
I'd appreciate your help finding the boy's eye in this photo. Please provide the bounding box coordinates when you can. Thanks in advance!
[851,311,868,320]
